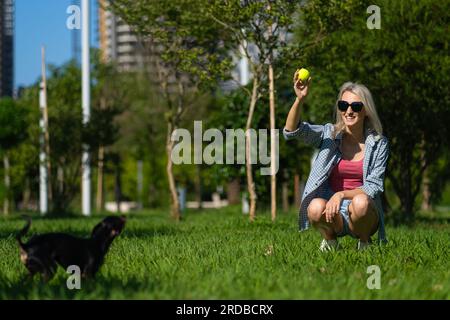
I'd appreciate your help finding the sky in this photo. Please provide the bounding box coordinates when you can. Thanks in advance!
[14,0,98,89]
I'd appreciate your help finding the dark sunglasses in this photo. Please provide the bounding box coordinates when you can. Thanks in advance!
[337,100,364,112]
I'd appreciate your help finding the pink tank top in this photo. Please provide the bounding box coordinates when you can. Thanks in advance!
[329,158,364,193]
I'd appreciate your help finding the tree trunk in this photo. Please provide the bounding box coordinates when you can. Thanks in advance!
[96,146,105,212]
[137,159,144,210]
[227,177,240,205]
[97,98,107,213]
[114,157,122,214]
[245,76,259,222]
[3,154,10,215]
[45,131,52,203]
[148,155,157,207]
[421,177,431,211]
[421,166,431,212]
[166,122,180,221]
[401,196,414,221]
[400,164,414,220]
[381,191,391,215]
[195,165,202,209]
[57,164,64,195]
[294,173,301,208]
[282,172,289,212]
[268,62,277,222]
[22,178,31,210]
[245,149,256,221]
[53,157,67,213]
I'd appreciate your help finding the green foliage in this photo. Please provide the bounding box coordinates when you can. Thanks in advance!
[207,0,301,80]
[0,98,32,209]
[107,71,169,207]
[108,0,233,91]
[0,98,28,151]
[207,88,253,186]
[428,149,450,205]
[14,56,125,213]
[108,0,238,214]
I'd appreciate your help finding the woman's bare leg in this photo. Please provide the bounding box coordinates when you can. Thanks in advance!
[348,194,379,242]
[308,198,344,240]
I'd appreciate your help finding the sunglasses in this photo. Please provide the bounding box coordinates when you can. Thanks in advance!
[337,100,364,112]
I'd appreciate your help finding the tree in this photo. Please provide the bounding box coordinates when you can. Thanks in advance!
[108,0,232,220]
[90,50,127,212]
[207,0,363,220]
[427,149,450,208]
[0,98,28,214]
[109,71,169,209]
[17,57,123,214]
[207,0,302,221]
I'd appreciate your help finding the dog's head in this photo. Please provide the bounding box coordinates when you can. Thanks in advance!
[91,216,126,241]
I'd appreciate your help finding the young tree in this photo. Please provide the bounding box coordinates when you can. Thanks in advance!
[208,0,326,221]
[108,0,231,220]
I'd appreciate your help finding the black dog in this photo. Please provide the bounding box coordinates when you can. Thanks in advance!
[17,215,126,281]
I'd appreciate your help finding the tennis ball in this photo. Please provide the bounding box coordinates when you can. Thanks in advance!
[296,68,310,82]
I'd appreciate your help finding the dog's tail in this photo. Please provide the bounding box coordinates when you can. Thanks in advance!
[16,215,31,247]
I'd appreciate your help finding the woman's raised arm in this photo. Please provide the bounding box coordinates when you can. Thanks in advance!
[285,71,311,131]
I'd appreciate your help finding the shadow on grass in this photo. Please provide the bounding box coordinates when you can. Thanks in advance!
[0,274,158,299]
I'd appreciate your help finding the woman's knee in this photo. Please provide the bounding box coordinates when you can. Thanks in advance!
[307,198,327,222]
[350,194,371,218]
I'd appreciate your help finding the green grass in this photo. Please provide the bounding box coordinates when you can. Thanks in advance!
[0,207,448,299]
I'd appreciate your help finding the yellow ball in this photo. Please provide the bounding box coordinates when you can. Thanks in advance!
[296,68,310,82]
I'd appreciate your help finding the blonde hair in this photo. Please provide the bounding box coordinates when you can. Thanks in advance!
[333,82,383,138]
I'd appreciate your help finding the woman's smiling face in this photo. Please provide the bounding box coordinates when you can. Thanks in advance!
[340,91,366,129]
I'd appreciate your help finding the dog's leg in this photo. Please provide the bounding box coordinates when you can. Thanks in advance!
[21,256,46,284]
[25,256,44,277]
[82,265,96,279]
[42,260,57,283]
[26,253,56,283]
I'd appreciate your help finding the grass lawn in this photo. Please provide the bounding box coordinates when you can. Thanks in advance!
[0,206,448,299]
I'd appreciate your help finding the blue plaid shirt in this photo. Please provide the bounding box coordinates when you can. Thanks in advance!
[283,122,389,243]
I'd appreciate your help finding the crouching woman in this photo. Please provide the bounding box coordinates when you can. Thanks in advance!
[283,74,389,251]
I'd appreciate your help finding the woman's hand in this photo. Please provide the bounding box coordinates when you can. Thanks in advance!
[293,70,311,100]
[323,192,344,223]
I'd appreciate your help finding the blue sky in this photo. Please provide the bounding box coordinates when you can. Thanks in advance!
[15,0,98,89]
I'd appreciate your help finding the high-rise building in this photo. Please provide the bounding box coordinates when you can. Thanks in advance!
[0,0,14,97]
[98,0,147,71]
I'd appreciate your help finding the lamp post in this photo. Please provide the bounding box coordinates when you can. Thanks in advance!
[81,0,91,216]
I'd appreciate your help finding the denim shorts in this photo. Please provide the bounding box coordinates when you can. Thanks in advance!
[318,184,356,238]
